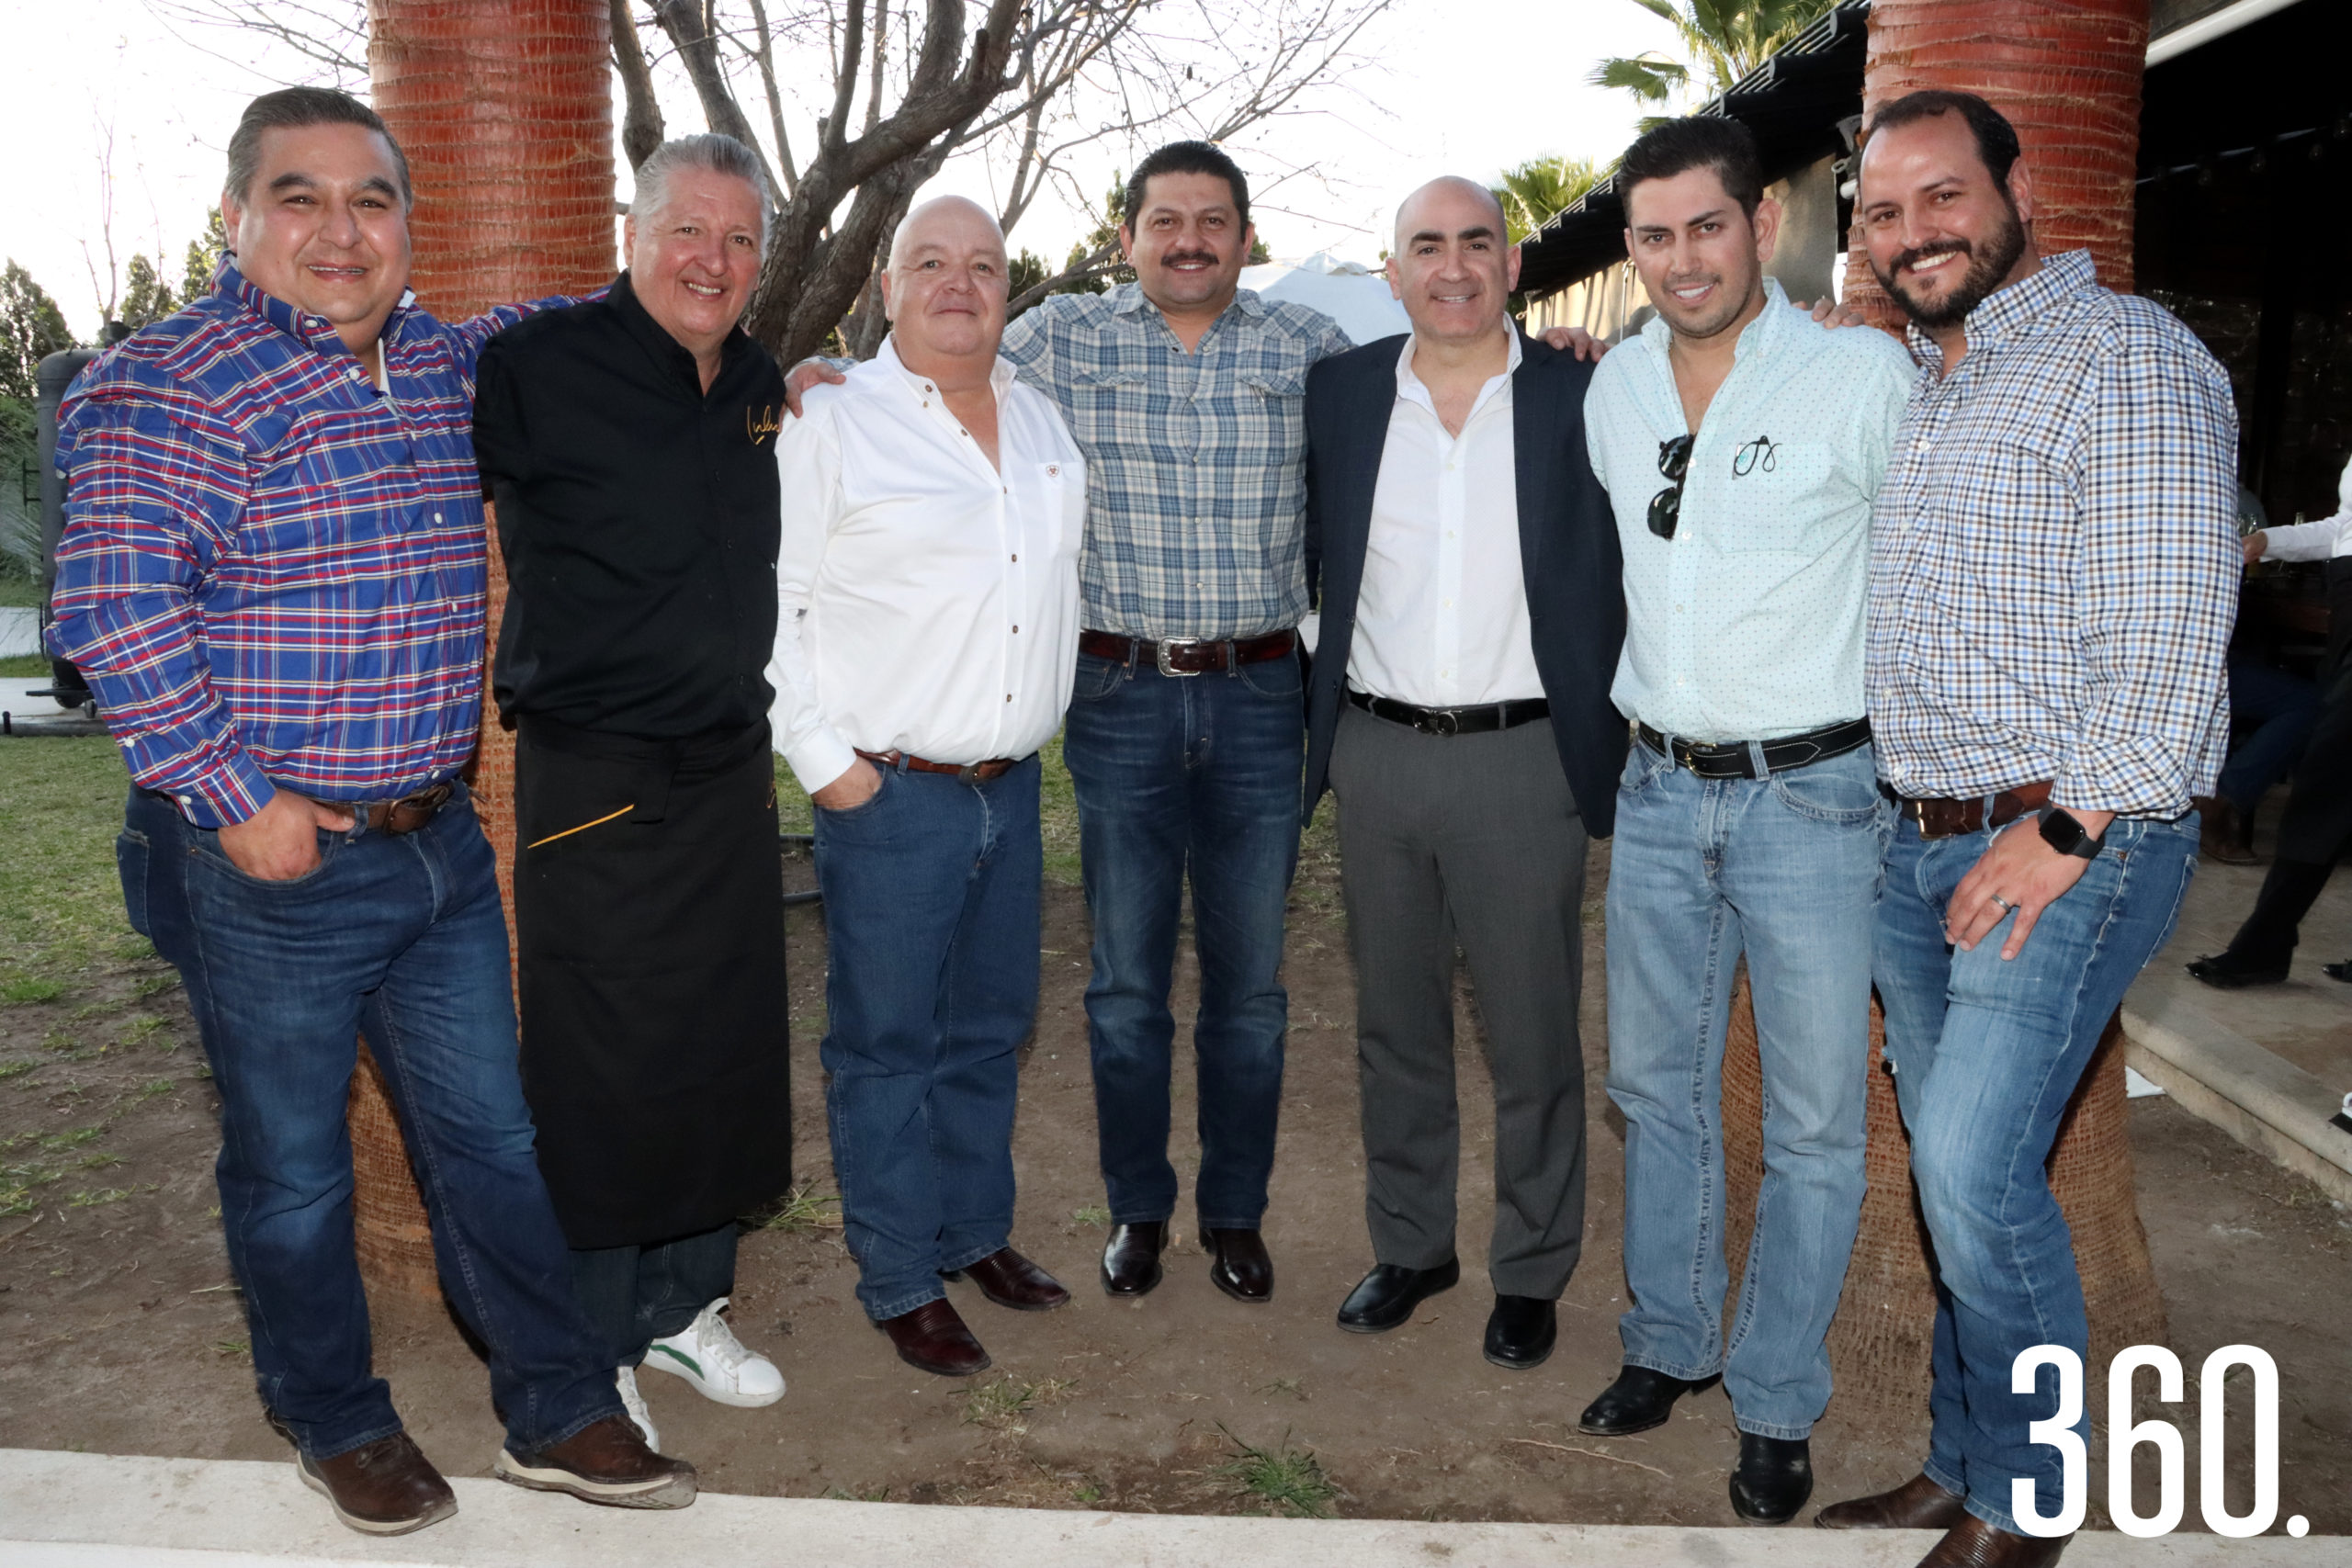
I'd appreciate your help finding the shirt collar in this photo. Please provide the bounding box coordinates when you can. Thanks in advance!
[876,333,1019,402]
[1636,275,1792,364]
[609,270,752,393]
[1393,323,1521,407]
[215,253,419,361]
[1108,280,1267,323]
[1904,248,2097,372]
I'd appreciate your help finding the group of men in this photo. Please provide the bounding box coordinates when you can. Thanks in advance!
[47,76,2238,1568]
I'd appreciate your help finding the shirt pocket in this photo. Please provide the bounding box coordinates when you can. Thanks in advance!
[1238,367,1308,456]
[1710,438,1838,553]
[1066,367,1151,453]
[1039,458,1084,558]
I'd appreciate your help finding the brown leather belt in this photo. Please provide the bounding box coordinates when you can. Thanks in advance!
[855,748,1020,784]
[1080,628,1296,677]
[1894,780,2052,840]
[352,783,455,836]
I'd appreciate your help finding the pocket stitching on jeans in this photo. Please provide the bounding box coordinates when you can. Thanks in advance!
[815,770,891,818]
[188,833,341,888]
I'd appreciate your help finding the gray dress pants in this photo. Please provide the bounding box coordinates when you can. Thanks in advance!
[1329,702,1589,1299]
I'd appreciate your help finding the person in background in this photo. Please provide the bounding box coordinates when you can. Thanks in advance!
[2188,454,2352,985]
[471,132,793,1450]
[2194,484,2320,866]
[46,87,691,1536]
[770,196,1083,1377]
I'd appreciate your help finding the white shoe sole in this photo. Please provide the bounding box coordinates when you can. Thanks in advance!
[640,1345,786,1408]
[296,1455,458,1536]
[493,1450,696,1509]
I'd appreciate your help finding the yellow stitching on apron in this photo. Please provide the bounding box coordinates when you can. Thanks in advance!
[526,804,635,849]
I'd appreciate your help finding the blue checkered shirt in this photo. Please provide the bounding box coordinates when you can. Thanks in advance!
[1867,250,2240,817]
[1001,284,1353,639]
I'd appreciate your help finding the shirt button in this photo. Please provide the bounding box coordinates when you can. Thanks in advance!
[1011,554,1018,562]
[434,513,443,524]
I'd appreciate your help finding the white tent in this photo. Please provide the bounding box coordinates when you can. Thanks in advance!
[1237,251,1410,345]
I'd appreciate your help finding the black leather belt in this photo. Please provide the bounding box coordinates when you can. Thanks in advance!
[1635,716,1871,780]
[1349,689,1550,738]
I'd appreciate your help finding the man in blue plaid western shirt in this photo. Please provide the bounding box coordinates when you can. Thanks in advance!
[1816,94,2238,1568]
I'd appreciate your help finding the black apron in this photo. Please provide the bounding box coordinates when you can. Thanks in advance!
[514,716,792,1249]
[2275,558,2352,867]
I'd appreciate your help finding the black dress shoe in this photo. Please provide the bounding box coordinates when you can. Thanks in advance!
[2325,959,2352,984]
[1482,1294,1556,1370]
[1729,1432,1813,1524]
[1205,1227,1272,1303]
[1335,1258,1459,1333]
[1101,1222,1166,1297]
[1577,1364,1719,1436]
[2186,949,2290,988]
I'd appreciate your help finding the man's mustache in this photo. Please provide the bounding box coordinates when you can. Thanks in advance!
[1891,240,1973,278]
[1160,251,1220,268]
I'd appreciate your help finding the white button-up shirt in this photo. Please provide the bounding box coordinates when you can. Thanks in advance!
[2259,457,2352,561]
[1348,330,1543,708]
[768,335,1085,792]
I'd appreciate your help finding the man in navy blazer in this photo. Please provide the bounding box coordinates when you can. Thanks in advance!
[1300,176,1626,1371]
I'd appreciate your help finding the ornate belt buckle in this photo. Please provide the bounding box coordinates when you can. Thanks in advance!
[1423,708,1461,738]
[1157,638,1204,677]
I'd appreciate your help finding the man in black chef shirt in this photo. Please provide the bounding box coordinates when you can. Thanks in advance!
[472,133,792,1450]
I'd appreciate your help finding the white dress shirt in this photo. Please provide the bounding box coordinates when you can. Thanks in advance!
[1347,330,1544,708]
[768,335,1085,793]
[2259,457,2352,561]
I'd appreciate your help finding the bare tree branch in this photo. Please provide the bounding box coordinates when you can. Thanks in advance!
[650,0,785,199]
[610,0,668,173]
[1006,235,1122,315]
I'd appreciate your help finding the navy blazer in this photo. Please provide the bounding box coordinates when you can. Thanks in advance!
[1302,331,1628,836]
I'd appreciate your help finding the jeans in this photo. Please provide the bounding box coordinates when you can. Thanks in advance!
[1605,739,1886,1438]
[1062,649,1302,1232]
[118,784,620,1461]
[1876,810,2199,1533]
[812,754,1042,1321]
[571,1222,739,1368]
[2216,655,2320,816]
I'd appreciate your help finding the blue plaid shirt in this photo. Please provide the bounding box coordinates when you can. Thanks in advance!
[1867,250,2240,817]
[1001,284,1353,639]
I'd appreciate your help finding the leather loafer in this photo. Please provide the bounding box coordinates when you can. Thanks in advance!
[1335,1257,1459,1333]
[297,1432,457,1536]
[2325,959,2352,984]
[1577,1364,1719,1436]
[944,1246,1069,1311]
[1206,1227,1272,1303]
[1815,1472,1969,1530]
[878,1298,992,1376]
[2185,949,2290,988]
[1101,1222,1166,1296]
[1917,1515,2072,1566]
[492,1414,697,1509]
[1482,1294,1555,1370]
[1728,1432,1813,1524]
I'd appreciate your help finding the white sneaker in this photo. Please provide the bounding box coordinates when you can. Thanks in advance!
[643,1296,786,1408]
[615,1364,661,1451]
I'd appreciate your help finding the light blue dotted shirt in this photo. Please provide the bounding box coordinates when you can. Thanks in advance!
[1585,280,1918,743]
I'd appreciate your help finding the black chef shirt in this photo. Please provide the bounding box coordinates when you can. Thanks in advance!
[475,271,786,739]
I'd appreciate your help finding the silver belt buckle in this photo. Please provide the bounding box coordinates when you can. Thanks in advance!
[1156,637,1205,677]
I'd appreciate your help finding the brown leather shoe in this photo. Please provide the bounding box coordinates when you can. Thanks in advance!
[880,1297,992,1376]
[297,1432,456,1536]
[2198,797,2260,865]
[947,1246,1070,1311]
[1917,1515,2071,1566]
[1816,1472,1970,1530]
[493,1414,696,1509]
[1102,1222,1167,1296]
[1205,1227,1272,1303]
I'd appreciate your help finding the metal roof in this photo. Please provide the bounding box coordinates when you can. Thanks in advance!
[1517,0,1872,299]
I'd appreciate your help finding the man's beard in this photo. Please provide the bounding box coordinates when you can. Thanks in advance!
[1871,202,2028,329]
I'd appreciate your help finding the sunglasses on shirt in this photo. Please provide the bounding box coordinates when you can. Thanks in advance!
[1648,434,1694,539]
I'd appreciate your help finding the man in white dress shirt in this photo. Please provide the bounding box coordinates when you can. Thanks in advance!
[769,196,1084,1378]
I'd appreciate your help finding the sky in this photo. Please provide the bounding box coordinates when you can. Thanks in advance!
[0,0,1665,341]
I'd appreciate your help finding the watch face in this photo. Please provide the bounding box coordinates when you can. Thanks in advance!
[2040,807,2092,856]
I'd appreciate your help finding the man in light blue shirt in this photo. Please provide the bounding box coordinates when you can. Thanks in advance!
[1573,118,1917,1525]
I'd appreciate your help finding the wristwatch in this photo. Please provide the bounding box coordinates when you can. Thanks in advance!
[2038,806,2107,861]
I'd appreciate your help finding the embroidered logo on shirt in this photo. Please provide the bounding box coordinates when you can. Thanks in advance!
[746,404,782,446]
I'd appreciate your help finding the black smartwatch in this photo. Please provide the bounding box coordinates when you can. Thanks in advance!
[2037,806,2106,861]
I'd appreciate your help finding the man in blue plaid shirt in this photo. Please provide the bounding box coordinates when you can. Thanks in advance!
[1816,94,2238,1568]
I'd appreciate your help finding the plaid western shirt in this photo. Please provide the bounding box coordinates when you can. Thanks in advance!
[1001,283,1353,639]
[47,260,575,827]
[1866,250,2240,817]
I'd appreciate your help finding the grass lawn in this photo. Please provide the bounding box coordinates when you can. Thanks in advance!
[0,732,142,1009]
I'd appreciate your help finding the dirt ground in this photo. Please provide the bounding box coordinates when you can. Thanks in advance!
[2,763,2348,1537]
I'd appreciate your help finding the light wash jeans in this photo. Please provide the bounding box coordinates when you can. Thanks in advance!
[1605,737,1886,1439]
[1876,810,2198,1533]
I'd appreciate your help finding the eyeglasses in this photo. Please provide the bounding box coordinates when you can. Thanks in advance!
[1648,434,1694,540]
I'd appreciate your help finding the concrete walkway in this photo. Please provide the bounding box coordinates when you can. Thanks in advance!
[0,1450,2338,1566]
[2124,840,2352,1203]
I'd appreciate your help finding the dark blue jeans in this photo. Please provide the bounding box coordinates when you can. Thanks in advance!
[119,784,621,1461]
[1874,810,2198,1533]
[811,755,1042,1321]
[2216,654,2321,815]
[570,1222,738,1368]
[1062,649,1301,1231]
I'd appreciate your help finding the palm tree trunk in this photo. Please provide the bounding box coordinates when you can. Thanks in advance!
[1758,0,2170,1410]
[352,0,616,1297]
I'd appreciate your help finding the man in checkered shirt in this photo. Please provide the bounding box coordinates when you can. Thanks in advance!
[1815,93,2238,1568]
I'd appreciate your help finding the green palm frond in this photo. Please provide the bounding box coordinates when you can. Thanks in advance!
[1492,154,1608,244]
[1594,0,1839,109]
[1587,54,1689,104]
